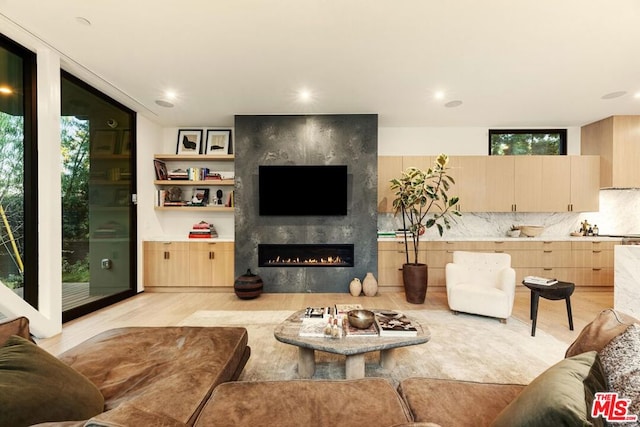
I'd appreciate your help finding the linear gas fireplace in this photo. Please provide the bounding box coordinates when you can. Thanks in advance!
[258,244,355,267]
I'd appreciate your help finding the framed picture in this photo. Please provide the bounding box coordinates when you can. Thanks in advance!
[153,159,168,180]
[119,130,132,155]
[176,129,203,155]
[191,188,210,206]
[92,130,118,155]
[204,129,231,155]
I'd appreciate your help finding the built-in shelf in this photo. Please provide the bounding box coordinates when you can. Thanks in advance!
[154,206,233,212]
[154,154,235,161]
[154,179,234,186]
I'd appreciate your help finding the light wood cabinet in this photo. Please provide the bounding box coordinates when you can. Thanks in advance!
[581,115,640,188]
[377,156,434,213]
[377,239,619,291]
[144,241,234,289]
[448,156,487,212]
[383,155,599,213]
[143,241,190,287]
[188,242,234,287]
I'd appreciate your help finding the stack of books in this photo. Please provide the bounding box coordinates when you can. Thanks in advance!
[374,311,418,337]
[523,276,558,286]
[188,221,218,239]
[395,229,413,238]
[168,169,189,180]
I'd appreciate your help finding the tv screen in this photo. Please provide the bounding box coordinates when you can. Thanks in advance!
[259,165,348,215]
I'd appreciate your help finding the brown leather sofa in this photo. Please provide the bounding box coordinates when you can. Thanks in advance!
[1,309,637,427]
[0,318,250,426]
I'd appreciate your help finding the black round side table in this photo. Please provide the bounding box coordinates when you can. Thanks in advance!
[522,280,575,337]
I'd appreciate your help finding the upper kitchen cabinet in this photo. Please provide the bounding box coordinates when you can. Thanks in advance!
[581,115,640,188]
[378,156,433,213]
[448,156,487,212]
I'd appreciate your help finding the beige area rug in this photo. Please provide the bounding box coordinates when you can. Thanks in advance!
[178,309,569,387]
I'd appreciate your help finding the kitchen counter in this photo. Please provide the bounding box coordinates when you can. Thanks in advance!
[144,236,234,242]
[377,236,622,242]
[614,245,640,318]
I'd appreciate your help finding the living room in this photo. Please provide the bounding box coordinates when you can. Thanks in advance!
[1,2,640,426]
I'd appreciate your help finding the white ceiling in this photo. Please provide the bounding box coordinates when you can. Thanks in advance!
[2,0,640,128]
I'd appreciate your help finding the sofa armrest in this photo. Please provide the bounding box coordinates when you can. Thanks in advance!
[497,267,516,295]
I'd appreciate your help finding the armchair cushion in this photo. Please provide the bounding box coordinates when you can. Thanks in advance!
[0,316,34,346]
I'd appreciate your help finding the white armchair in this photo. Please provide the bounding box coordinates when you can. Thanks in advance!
[445,251,516,322]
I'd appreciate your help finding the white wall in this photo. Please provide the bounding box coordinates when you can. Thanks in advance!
[378,126,581,155]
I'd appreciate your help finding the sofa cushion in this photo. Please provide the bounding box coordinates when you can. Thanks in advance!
[598,322,640,424]
[491,351,607,427]
[57,326,249,426]
[0,316,35,346]
[398,377,525,426]
[565,309,638,358]
[0,335,104,427]
[195,378,413,427]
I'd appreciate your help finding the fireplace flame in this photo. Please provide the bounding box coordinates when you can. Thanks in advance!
[265,255,346,265]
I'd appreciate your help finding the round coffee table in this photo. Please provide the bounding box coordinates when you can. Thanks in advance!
[522,280,575,337]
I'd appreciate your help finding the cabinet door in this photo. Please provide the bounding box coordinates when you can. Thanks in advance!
[189,242,234,287]
[514,156,544,212]
[485,156,515,212]
[377,156,403,213]
[143,242,190,287]
[570,155,599,212]
[539,156,571,212]
[449,156,486,212]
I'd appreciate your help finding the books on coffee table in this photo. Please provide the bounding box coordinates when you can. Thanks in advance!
[298,318,327,337]
[374,311,418,337]
[344,320,378,337]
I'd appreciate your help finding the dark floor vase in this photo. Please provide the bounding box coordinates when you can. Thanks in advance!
[234,269,263,300]
[402,263,428,304]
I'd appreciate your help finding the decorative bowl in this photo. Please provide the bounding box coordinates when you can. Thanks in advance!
[520,225,544,237]
[347,309,375,329]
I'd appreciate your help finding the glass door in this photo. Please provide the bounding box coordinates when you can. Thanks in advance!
[61,71,136,321]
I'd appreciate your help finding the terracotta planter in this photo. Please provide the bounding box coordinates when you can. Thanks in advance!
[402,263,428,304]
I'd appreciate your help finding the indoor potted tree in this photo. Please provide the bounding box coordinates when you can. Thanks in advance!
[390,153,461,303]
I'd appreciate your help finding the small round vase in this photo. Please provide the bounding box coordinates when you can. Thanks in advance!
[349,278,362,297]
[362,272,378,297]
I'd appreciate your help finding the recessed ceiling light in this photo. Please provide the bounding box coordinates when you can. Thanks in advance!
[0,87,13,95]
[75,17,92,26]
[434,91,445,100]
[444,100,463,108]
[601,91,627,100]
[634,92,640,99]
[155,99,174,108]
[297,89,313,102]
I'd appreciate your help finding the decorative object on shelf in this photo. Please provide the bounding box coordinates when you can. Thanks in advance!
[216,189,223,205]
[166,186,182,202]
[153,159,168,180]
[390,153,461,304]
[234,269,263,299]
[205,129,232,154]
[507,225,521,238]
[349,277,362,297]
[362,272,378,297]
[190,188,210,206]
[176,129,203,155]
[519,225,544,237]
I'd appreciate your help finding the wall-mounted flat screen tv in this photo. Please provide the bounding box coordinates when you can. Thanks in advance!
[259,165,348,215]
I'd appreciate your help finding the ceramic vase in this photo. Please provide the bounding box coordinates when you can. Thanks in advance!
[362,272,378,297]
[349,278,362,296]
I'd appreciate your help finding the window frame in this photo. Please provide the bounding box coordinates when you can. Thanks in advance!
[488,129,567,156]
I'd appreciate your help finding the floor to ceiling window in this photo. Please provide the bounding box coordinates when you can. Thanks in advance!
[61,71,137,322]
[0,34,37,308]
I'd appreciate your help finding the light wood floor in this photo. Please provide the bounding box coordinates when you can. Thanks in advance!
[37,288,613,356]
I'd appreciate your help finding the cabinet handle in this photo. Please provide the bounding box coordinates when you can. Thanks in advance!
[209,251,215,260]
[543,268,553,271]
[544,250,552,253]
[495,241,504,244]
[164,251,170,260]
[568,204,573,212]
[446,242,454,245]
[593,250,602,254]
[593,268,602,271]
[494,250,504,253]
[208,243,217,246]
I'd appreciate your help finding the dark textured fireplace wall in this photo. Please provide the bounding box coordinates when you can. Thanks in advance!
[234,114,378,293]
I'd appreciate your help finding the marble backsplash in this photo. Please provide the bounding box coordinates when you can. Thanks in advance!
[377,189,640,239]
